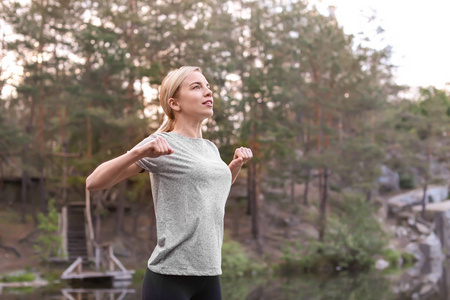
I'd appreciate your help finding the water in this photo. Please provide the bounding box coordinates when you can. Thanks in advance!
[1,264,448,300]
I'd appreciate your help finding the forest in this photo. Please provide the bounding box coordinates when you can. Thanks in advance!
[1,0,450,279]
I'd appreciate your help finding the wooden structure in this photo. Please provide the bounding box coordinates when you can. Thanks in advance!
[61,288,135,300]
[60,189,134,283]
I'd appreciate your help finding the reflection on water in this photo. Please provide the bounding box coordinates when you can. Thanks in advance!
[3,263,450,300]
[61,288,136,300]
[222,272,396,300]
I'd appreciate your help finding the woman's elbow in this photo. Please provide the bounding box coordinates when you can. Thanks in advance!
[86,175,100,191]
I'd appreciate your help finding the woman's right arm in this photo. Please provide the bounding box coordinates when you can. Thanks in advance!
[86,136,173,191]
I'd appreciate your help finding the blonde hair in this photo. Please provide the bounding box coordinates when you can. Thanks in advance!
[155,66,202,133]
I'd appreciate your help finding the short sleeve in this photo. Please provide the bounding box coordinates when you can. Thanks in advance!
[131,134,159,173]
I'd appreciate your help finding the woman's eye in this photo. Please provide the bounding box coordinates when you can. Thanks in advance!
[193,85,200,89]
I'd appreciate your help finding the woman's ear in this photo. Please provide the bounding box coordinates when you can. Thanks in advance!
[168,98,181,112]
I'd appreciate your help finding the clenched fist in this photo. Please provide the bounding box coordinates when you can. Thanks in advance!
[231,147,253,166]
[135,136,174,159]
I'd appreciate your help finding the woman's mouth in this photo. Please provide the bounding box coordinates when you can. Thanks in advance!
[202,100,213,107]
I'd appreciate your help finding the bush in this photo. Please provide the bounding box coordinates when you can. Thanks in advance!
[280,195,388,273]
[383,249,401,268]
[34,199,62,261]
[221,238,251,279]
[399,173,415,189]
[221,234,267,279]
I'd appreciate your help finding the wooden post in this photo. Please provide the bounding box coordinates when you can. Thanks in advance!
[85,188,95,261]
[61,206,68,260]
[109,246,114,272]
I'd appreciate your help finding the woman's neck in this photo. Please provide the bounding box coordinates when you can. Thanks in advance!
[171,119,203,139]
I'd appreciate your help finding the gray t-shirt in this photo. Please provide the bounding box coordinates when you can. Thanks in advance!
[133,132,232,276]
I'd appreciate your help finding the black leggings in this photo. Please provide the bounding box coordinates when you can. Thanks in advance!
[141,268,222,300]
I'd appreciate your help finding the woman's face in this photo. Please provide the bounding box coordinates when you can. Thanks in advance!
[172,71,213,121]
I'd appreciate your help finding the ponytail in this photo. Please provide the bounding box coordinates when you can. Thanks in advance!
[155,118,175,133]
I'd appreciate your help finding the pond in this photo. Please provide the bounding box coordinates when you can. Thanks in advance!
[1,262,448,300]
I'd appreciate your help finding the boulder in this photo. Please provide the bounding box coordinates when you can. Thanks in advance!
[412,200,450,221]
[378,165,400,193]
[389,185,448,215]
[375,259,389,270]
[419,232,443,261]
[414,223,430,235]
[434,210,450,257]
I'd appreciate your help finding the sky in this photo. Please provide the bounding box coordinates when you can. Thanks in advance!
[312,0,450,90]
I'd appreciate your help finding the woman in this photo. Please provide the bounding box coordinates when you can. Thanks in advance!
[86,66,253,300]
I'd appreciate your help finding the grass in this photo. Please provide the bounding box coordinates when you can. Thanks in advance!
[1,272,35,283]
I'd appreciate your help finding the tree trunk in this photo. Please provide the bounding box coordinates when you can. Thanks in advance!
[318,168,329,241]
[290,167,295,204]
[62,140,68,204]
[366,189,372,202]
[39,166,46,213]
[21,169,28,224]
[303,169,310,206]
[421,181,428,219]
[115,180,127,234]
[248,161,263,254]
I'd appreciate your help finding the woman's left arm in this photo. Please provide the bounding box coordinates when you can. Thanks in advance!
[228,147,253,184]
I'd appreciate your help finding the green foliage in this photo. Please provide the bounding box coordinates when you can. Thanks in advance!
[221,234,265,280]
[281,196,388,273]
[221,238,251,279]
[133,268,147,285]
[399,172,415,189]
[1,272,35,283]
[401,252,416,267]
[383,249,402,268]
[34,199,62,261]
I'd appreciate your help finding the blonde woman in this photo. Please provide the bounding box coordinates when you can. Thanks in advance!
[86,66,253,300]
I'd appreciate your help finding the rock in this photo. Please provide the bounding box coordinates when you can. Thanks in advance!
[394,226,408,238]
[419,283,434,296]
[389,185,448,215]
[378,165,400,193]
[375,259,389,270]
[407,217,416,226]
[412,200,450,221]
[405,242,424,264]
[434,210,450,257]
[419,232,443,261]
[414,223,430,235]
[397,211,415,220]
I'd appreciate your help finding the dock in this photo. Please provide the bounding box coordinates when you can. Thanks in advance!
[60,189,134,284]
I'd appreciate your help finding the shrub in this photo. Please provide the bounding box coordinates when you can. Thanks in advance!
[221,238,251,279]
[280,195,388,273]
[399,173,415,189]
[383,249,402,268]
[34,199,62,261]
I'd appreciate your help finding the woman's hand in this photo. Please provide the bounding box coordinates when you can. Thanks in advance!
[231,147,253,166]
[229,147,253,184]
[134,136,174,159]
